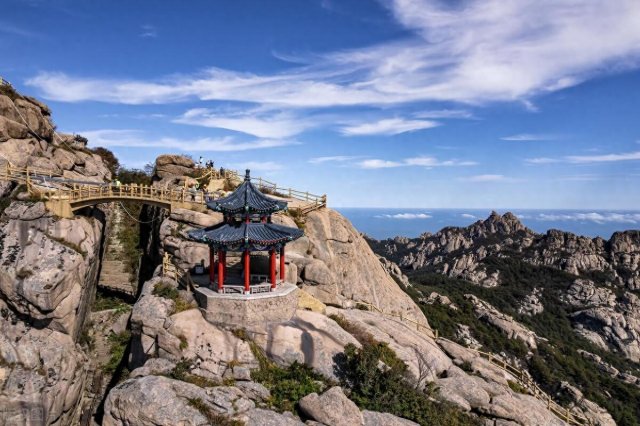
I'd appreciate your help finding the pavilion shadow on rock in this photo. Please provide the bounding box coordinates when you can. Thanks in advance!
[188,169,303,295]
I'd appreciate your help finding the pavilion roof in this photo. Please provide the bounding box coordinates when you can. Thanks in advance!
[188,222,303,250]
[207,169,288,214]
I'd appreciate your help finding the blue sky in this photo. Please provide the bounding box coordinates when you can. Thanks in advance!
[2,0,640,209]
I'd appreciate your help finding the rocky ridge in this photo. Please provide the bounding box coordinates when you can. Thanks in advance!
[1,89,113,425]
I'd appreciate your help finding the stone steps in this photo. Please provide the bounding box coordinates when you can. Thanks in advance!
[98,205,137,295]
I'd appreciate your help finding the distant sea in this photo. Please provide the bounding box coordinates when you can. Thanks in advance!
[335,208,640,240]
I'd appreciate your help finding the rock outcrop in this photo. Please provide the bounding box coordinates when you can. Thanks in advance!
[0,202,104,338]
[0,313,88,426]
[370,212,640,291]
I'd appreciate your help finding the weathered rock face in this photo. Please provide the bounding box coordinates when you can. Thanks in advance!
[436,340,569,426]
[325,307,451,384]
[0,90,115,425]
[153,154,196,184]
[465,294,539,350]
[0,315,88,426]
[288,209,428,325]
[0,202,104,338]
[257,309,360,380]
[299,386,364,426]
[0,94,111,182]
[129,277,256,377]
[103,375,255,426]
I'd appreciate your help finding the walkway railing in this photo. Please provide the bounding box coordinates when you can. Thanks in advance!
[204,167,327,214]
[1,163,326,216]
[348,301,591,426]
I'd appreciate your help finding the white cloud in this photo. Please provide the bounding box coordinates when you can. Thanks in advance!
[525,157,560,164]
[356,156,477,169]
[501,134,557,141]
[0,21,41,39]
[461,174,506,182]
[358,159,403,169]
[414,109,475,119]
[534,212,640,224]
[80,129,298,152]
[567,151,640,163]
[308,156,360,164]
[460,213,477,219]
[526,150,640,165]
[375,213,432,219]
[341,118,439,136]
[175,108,313,138]
[26,1,640,107]
[140,24,158,38]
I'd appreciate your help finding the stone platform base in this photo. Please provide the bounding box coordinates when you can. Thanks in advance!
[193,284,298,328]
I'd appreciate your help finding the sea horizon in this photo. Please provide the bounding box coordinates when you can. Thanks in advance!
[336,207,640,240]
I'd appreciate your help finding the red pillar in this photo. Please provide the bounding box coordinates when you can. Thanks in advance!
[217,250,225,292]
[269,249,276,289]
[244,249,251,294]
[209,247,215,286]
[280,246,285,283]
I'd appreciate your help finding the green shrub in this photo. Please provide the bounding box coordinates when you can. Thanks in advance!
[168,358,218,388]
[336,342,480,426]
[507,380,528,394]
[103,330,131,374]
[405,257,640,425]
[92,291,131,313]
[153,282,195,314]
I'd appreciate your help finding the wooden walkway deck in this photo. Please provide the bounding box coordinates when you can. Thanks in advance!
[0,164,326,217]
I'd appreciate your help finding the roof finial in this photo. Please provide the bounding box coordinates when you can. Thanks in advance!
[245,169,251,182]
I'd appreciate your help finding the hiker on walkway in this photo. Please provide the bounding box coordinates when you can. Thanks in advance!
[198,156,204,168]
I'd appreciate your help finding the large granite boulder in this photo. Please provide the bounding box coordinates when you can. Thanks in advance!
[154,154,196,180]
[0,315,88,426]
[299,386,363,426]
[103,375,254,426]
[129,277,256,378]
[325,307,452,384]
[0,202,104,338]
[256,309,360,379]
[288,208,428,326]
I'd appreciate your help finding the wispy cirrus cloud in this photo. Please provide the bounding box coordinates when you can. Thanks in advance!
[0,21,41,38]
[501,134,558,141]
[340,118,439,136]
[375,213,431,220]
[25,1,640,108]
[525,157,560,164]
[526,150,640,164]
[521,212,640,224]
[175,107,314,138]
[140,24,158,38]
[80,129,298,152]
[357,156,477,169]
[414,109,475,119]
[460,174,507,182]
[308,155,361,164]
[567,151,640,163]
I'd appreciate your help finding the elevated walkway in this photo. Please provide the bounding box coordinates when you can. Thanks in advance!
[0,164,327,217]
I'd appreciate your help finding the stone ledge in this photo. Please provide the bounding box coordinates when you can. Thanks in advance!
[194,284,298,328]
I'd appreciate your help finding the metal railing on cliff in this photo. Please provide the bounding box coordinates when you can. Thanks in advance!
[350,301,591,426]
[203,167,327,213]
[0,164,327,217]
